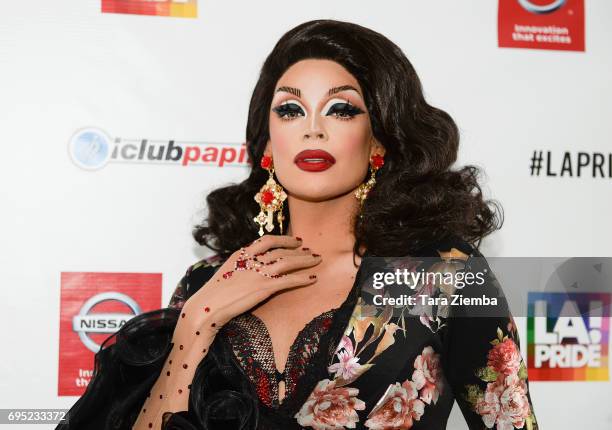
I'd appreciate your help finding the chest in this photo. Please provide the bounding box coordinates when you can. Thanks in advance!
[251,260,360,368]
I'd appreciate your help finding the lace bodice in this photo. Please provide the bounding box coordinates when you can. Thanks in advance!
[223,310,336,408]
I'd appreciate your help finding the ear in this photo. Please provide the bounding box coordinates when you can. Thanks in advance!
[265,140,273,155]
[369,137,386,158]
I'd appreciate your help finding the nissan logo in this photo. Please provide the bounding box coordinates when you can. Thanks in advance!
[72,292,142,353]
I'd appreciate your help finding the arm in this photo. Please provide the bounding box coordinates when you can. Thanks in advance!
[441,250,539,430]
[133,259,222,429]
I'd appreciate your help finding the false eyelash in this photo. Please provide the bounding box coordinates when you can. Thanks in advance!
[272,103,304,121]
[327,102,363,121]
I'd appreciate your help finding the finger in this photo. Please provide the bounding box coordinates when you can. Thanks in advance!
[265,253,322,275]
[265,271,318,293]
[245,234,302,256]
[253,246,313,264]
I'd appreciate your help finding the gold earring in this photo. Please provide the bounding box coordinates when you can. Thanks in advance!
[253,154,287,236]
[354,153,385,213]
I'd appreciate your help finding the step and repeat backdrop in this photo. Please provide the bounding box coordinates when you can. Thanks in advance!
[1,1,610,428]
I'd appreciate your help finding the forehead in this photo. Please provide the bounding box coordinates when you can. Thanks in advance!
[275,59,362,96]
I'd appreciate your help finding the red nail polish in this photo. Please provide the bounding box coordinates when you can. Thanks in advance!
[312,253,320,257]
[309,274,317,279]
[295,236,302,241]
[302,247,310,251]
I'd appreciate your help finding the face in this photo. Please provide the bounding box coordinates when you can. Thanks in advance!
[266,59,385,202]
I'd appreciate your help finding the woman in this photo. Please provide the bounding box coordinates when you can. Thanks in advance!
[59,19,538,430]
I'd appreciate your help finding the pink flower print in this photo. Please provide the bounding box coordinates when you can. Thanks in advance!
[411,346,443,405]
[295,379,366,430]
[328,335,362,380]
[364,380,425,430]
[475,374,531,430]
[487,338,521,376]
[328,349,361,381]
[334,335,355,356]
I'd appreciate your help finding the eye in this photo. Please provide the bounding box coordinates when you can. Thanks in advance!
[272,102,305,121]
[325,101,364,121]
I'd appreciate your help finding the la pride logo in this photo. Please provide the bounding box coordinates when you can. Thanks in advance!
[527,292,610,381]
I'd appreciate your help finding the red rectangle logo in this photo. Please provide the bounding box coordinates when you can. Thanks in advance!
[498,0,585,51]
[58,272,162,396]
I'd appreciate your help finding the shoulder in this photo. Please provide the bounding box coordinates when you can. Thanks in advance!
[412,234,482,260]
[184,253,228,299]
[411,235,496,282]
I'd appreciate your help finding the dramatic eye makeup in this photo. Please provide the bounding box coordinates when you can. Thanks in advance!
[271,85,365,122]
[272,100,307,121]
[321,98,364,121]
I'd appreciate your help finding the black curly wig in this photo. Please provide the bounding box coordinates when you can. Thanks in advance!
[193,19,503,260]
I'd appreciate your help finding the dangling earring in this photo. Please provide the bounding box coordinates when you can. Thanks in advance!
[253,154,287,236]
[354,153,384,216]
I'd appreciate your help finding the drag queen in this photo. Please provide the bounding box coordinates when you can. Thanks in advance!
[59,19,538,430]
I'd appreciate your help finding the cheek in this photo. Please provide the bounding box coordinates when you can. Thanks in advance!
[331,122,371,161]
[269,120,297,162]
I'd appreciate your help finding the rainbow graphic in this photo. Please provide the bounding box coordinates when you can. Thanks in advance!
[527,292,610,381]
[102,0,197,18]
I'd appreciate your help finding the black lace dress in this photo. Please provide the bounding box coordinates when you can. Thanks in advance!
[57,236,539,430]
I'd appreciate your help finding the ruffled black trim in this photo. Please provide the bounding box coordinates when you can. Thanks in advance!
[57,308,179,429]
[57,304,265,430]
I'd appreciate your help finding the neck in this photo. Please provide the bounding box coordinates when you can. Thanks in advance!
[285,190,361,256]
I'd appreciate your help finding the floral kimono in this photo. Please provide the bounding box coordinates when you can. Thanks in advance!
[59,236,538,430]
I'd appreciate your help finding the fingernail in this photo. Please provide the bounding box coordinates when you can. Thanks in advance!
[312,253,321,257]
[309,274,317,279]
[302,247,310,251]
[295,236,302,241]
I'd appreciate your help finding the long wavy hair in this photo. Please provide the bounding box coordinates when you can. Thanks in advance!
[193,19,503,260]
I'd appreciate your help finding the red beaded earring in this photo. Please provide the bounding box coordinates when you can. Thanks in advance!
[253,154,287,236]
[354,153,384,214]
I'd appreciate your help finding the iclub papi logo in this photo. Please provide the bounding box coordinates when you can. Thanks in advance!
[527,292,610,381]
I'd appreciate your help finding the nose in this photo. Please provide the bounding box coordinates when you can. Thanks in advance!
[304,130,326,140]
[303,113,327,141]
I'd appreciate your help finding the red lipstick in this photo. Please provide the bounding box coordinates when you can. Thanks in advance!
[293,149,336,172]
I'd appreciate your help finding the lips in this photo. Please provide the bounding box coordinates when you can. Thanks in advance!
[294,149,336,172]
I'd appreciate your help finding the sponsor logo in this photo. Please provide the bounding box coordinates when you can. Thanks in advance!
[68,127,249,170]
[527,292,610,380]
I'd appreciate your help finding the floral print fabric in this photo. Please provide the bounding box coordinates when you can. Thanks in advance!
[167,238,538,429]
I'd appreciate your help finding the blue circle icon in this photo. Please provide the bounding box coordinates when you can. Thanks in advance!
[68,127,112,170]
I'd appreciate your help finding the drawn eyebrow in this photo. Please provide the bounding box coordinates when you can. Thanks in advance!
[276,86,300,98]
[327,85,360,97]
[274,85,361,99]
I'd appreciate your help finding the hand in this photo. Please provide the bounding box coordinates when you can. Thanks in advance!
[177,234,322,336]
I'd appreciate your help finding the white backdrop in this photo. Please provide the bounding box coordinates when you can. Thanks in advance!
[1,1,611,428]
